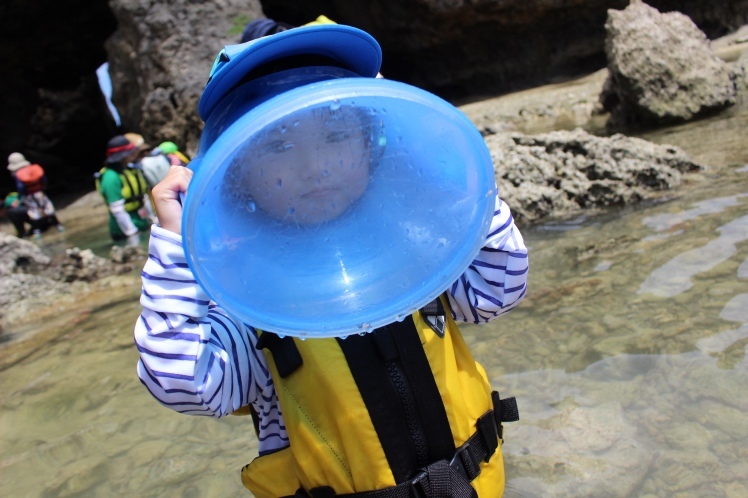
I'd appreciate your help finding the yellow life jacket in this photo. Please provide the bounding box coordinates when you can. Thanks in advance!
[241,295,517,498]
[95,166,147,213]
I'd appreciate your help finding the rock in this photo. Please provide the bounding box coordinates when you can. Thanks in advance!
[0,232,51,276]
[485,128,703,224]
[58,246,144,283]
[105,0,265,154]
[109,245,144,265]
[602,0,736,128]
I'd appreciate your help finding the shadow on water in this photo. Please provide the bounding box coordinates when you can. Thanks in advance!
[1,97,747,496]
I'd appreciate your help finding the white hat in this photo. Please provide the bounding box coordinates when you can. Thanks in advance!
[7,152,31,172]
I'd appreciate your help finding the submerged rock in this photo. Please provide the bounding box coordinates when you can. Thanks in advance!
[601,0,736,128]
[485,128,703,224]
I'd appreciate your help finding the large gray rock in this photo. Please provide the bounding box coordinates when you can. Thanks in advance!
[485,128,702,224]
[602,0,736,127]
[106,0,265,154]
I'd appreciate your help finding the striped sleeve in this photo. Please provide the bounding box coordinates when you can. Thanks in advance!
[134,225,271,420]
[447,194,529,323]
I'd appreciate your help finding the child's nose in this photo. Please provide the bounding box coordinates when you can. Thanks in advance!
[301,149,334,182]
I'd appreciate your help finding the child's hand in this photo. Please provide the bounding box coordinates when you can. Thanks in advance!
[151,165,193,235]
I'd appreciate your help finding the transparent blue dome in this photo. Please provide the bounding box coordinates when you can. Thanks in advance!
[183,77,496,337]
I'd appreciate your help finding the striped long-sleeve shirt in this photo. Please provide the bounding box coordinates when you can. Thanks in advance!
[134,194,528,455]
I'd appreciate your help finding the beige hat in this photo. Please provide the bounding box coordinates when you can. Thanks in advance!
[7,152,31,172]
[124,133,150,152]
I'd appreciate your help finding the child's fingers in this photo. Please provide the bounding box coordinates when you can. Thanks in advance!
[153,166,193,201]
[151,166,193,234]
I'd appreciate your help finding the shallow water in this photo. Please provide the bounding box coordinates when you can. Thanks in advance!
[1,106,747,497]
[473,107,748,497]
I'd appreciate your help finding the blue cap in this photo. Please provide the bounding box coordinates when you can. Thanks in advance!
[198,24,382,121]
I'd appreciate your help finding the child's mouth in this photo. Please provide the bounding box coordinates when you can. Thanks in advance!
[301,188,336,199]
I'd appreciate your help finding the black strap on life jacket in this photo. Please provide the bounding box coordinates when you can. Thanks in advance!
[337,316,456,481]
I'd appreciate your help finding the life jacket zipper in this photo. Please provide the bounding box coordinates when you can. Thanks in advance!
[384,359,429,467]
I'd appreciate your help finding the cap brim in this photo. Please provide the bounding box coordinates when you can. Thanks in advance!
[105,150,134,164]
[198,24,382,121]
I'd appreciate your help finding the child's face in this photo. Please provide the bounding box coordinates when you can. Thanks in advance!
[239,107,371,225]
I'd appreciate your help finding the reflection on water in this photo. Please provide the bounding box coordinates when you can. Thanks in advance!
[1,111,747,497]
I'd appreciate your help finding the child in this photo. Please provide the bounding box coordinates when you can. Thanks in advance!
[96,135,158,246]
[6,152,64,239]
[135,24,528,498]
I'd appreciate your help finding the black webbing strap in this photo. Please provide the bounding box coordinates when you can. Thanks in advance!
[419,297,445,317]
[492,391,519,439]
[255,332,303,378]
[337,318,455,483]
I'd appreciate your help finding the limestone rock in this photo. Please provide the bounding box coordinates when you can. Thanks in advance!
[105,0,265,155]
[58,245,144,282]
[0,232,51,276]
[485,128,703,224]
[602,0,736,127]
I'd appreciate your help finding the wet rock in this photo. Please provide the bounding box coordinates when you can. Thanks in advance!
[485,128,703,224]
[59,246,144,283]
[601,0,736,128]
[0,232,51,276]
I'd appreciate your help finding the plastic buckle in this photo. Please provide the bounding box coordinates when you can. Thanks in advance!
[449,441,480,482]
[410,470,428,498]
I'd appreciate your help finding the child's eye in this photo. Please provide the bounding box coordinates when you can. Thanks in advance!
[326,131,351,143]
[264,140,295,154]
